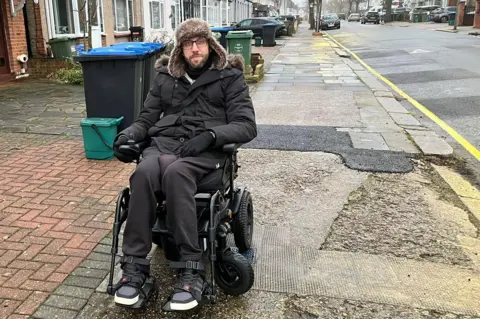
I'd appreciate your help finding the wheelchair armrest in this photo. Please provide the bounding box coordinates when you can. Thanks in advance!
[136,140,151,153]
[222,143,242,155]
[118,139,151,160]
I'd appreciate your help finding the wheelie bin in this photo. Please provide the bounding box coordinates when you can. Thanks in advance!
[211,26,233,49]
[262,23,280,47]
[448,12,456,25]
[74,46,150,131]
[110,42,166,104]
[226,30,253,67]
[47,37,77,58]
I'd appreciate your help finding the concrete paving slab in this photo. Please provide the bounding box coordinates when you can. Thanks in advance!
[349,132,390,150]
[361,77,390,90]
[253,91,363,127]
[236,149,368,231]
[355,96,382,107]
[409,135,454,155]
[381,132,420,153]
[377,97,409,113]
[253,245,480,315]
[389,112,422,126]
[374,90,395,98]
[406,128,438,136]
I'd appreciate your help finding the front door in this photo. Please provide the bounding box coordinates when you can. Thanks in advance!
[0,2,11,77]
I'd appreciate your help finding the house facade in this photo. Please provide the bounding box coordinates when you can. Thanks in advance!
[0,0,253,81]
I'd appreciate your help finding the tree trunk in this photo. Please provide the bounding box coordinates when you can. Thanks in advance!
[474,0,480,28]
[309,0,315,29]
[383,0,393,22]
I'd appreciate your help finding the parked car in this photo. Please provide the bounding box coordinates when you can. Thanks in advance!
[338,13,346,20]
[361,11,380,24]
[232,17,286,37]
[348,13,361,21]
[432,6,457,23]
[321,13,341,29]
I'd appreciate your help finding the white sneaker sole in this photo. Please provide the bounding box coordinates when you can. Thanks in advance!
[114,294,139,306]
[169,299,198,311]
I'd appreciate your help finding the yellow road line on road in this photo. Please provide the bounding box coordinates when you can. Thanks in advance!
[325,33,480,162]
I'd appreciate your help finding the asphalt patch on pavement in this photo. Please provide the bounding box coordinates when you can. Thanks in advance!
[243,125,414,173]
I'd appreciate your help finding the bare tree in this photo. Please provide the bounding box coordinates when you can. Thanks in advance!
[353,0,366,12]
[383,0,393,22]
[347,0,355,14]
[77,0,98,50]
[324,0,350,14]
[272,0,282,12]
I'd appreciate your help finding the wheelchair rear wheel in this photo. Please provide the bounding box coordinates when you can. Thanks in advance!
[233,191,254,253]
[214,250,254,296]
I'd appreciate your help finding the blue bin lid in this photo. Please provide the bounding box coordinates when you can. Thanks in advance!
[81,117,124,127]
[211,26,233,32]
[78,46,150,57]
[112,42,166,53]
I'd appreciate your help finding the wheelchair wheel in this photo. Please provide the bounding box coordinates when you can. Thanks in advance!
[214,250,254,296]
[233,191,254,253]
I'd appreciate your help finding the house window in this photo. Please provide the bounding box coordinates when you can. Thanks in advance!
[149,0,165,29]
[52,0,76,34]
[77,0,105,33]
[49,0,104,37]
[113,0,134,31]
[171,0,181,29]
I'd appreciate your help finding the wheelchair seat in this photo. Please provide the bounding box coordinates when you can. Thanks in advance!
[121,141,238,195]
[197,169,229,193]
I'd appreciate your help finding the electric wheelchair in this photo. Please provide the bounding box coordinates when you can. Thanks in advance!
[106,139,255,310]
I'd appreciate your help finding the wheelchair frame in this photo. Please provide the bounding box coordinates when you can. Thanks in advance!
[106,141,254,309]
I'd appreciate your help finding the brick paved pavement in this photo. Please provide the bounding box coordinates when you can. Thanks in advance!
[0,35,291,319]
[0,134,134,318]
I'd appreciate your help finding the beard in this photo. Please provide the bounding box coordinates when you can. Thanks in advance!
[185,52,210,69]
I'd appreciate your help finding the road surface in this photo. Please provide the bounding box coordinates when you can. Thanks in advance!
[328,21,480,177]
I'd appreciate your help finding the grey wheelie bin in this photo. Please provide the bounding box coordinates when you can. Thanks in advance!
[74,46,150,131]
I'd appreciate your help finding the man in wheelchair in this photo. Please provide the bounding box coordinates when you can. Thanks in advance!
[111,18,257,311]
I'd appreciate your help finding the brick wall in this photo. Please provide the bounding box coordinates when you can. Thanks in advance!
[28,58,76,78]
[25,0,47,57]
[4,0,29,74]
[475,0,480,28]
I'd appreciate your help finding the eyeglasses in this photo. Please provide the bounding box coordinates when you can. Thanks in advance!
[183,38,208,49]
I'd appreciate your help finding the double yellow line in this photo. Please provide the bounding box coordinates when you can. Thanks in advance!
[325,33,480,162]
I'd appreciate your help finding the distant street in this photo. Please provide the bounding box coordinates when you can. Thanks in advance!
[328,21,480,173]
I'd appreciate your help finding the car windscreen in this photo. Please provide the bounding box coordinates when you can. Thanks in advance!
[324,14,338,19]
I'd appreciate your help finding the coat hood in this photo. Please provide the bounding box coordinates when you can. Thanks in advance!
[162,18,240,78]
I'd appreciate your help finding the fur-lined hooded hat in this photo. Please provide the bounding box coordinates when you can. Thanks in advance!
[155,18,245,78]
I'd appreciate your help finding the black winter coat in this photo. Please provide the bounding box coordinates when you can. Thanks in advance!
[119,58,257,157]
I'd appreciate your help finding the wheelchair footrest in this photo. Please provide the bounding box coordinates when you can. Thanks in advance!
[114,277,158,310]
[161,283,215,311]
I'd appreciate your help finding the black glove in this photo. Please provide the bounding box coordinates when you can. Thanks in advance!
[180,131,215,157]
[113,134,137,163]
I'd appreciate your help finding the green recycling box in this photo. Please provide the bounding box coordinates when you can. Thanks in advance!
[226,30,253,67]
[47,37,77,58]
[80,117,124,160]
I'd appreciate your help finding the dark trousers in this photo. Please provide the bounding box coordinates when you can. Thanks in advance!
[122,146,222,261]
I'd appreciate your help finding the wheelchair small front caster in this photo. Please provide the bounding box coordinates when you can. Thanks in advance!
[215,250,254,296]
